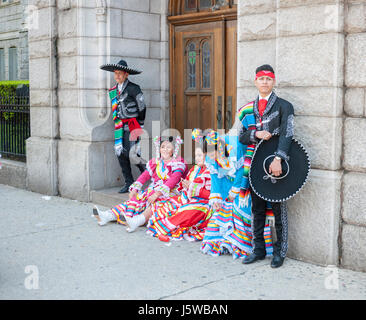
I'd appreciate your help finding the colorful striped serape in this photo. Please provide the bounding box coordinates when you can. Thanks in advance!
[109,86,124,156]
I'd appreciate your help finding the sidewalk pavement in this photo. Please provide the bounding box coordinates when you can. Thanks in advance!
[0,183,365,300]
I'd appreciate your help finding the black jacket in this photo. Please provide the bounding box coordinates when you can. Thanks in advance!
[116,80,146,126]
[239,92,294,161]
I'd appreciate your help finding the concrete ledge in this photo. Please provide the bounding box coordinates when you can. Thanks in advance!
[90,187,129,208]
[0,158,27,189]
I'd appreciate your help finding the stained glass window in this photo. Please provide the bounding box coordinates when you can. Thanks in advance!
[187,42,196,89]
[202,41,210,88]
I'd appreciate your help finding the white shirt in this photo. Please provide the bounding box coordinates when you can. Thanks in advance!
[117,80,127,93]
[258,91,273,101]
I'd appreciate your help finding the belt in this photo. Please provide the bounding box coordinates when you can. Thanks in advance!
[121,118,143,141]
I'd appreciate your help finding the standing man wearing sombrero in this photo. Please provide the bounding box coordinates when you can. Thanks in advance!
[100,60,146,193]
[238,64,295,268]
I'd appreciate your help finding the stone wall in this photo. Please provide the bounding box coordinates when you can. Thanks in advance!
[0,0,29,80]
[341,0,366,272]
[27,0,58,196]
[18,0,29,80]
[237,0,363,269]
[106,0,170,143]
[26,0,169,202]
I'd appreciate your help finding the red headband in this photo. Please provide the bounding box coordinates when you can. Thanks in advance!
[255,70,275,80]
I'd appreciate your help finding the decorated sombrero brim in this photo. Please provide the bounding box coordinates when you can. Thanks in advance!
[249,135,310,202]
[100,59,142,75]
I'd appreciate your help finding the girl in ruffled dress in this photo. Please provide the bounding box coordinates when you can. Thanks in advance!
[200,129,274,259]
[146,130,212,242]
[93,136,188,232]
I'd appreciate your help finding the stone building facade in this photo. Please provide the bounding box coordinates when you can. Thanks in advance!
[0,0,29,80]
[26,0,169,201]
[236,0,366,272]
[1,0,365,272]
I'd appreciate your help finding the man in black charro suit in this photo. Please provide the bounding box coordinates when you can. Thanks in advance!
[239,64,294,268]
[100,60,146,193]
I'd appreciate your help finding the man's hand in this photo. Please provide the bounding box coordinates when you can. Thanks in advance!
[269,158,282,177]
[255,130,272,140]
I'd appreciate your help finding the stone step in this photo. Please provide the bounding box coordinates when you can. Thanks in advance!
[90,187,129,208]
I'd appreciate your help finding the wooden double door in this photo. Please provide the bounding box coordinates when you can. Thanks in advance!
[171,19,237,135]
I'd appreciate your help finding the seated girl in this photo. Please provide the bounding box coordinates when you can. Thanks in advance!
[93,136,188,232]
[146,130,212,242]
[201,129,274,259]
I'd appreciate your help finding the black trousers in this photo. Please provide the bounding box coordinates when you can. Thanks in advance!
[117,129,145,186]
[250,189,288,258]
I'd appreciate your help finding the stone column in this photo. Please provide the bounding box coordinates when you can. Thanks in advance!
[237,0,345,266]
[96,0,108,119]
[56,0,121,201]
[19,0,29,80]
[150,0,170,131]
[27,0,59,195]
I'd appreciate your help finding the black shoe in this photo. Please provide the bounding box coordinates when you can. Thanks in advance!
[118,184,131,193]
[271,255,285,268]
[242,253,266,265]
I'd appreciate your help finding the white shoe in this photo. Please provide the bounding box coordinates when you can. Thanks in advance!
[93,206,116,226]
[125,214,146,233]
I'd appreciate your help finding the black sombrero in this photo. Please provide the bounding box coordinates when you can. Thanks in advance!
[100,59,142,75]
[249,135,310,202]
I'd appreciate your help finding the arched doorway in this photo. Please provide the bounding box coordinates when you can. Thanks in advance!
[168,0,238,135]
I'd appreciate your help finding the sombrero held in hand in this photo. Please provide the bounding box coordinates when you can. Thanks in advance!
[100,59,142,75]
[249,135,310,202]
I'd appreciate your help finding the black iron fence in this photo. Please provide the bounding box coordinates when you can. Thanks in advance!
[0,95,30,161]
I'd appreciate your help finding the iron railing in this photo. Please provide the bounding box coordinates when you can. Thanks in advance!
[0,95,30,161]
